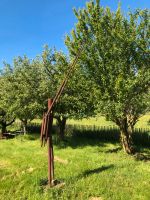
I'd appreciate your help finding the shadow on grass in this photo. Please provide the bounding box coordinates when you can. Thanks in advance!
[54,136,110,149]
[134,153,150,162]
[14,133,39,141]
[66,165,114,186]
[105,147,122,153]
[81,164,114,177]
[134,147,150,162]
[39,178,48,186]
[14,123,149,156]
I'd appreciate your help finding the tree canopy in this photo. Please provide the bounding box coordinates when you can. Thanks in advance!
[0,56,52,134]
[65,0,150,153]
[0,1,149,154]
[42,46,96,139]
[0,64,16,136]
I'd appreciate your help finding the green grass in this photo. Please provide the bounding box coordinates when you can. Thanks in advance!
[0,134,150,200]
[68,114,150,129]
[31,114,150,129]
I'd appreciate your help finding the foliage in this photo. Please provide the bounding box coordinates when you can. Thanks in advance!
[13,57,40,120]
[65,1,150,153]
[42,46,96,119]
[0,56,51,134]
[42,46,97,138]
[0,64,16,135]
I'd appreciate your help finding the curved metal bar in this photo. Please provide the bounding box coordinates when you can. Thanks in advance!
[46,44,84,117]
[41,44,84,147]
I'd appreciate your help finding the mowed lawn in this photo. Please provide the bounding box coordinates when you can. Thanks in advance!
[0,134,150,200]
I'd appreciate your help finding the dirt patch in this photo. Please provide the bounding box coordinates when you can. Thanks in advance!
[54,156,68,164]
[89,197,103,200]
[21,167,35,175]
[26,167,34,173]
[0,160,11,168]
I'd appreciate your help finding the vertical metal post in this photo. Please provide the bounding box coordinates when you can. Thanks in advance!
[47,99,54,186]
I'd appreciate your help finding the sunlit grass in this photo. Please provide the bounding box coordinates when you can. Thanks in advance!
[68,114,150,129]
[0,135,150,200]
[31,114,150,129]
[135,114,150,129]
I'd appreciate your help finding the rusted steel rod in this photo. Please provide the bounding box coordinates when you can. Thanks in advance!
[40,44,84,186]
[41,44,83,147]
[47,99,54,186]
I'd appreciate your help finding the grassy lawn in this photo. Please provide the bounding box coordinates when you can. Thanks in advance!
[0,134,150,200]
[68,114,150,129]
[31,114,150,129]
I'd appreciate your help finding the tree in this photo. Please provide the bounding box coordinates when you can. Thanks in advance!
[8,56,50,134]
[0,64,16,137]
[42,46,96,140]
[65,0,150,153]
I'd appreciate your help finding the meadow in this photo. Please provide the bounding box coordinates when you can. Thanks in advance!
[68,114,150,129]
[30,114,150,129]
[0,115,150,200]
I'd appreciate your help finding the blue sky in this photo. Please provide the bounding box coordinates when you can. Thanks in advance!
[0,0,149,67]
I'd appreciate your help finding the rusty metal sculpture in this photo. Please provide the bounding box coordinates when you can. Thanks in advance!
[40,45,83,186]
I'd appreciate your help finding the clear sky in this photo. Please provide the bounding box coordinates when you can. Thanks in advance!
[0,0,149,67]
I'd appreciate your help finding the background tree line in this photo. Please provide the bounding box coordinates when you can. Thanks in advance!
[0,48,95,139]
[0,0,149,154]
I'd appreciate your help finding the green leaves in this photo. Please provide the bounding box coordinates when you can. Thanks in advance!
[0,55,52,128]
[65,1,150,124]
[42,46,96,120]
[0,64,16,131]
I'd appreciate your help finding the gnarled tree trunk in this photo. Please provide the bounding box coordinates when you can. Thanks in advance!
[120,129,134,154]
[56,116,67,140]
[119,118,135,154]
[1,122,7,133]
[0,118,15,138]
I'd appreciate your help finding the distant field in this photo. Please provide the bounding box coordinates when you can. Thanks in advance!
[134,114,150,129]
[0,135,150,200]
[32,114,150,129]
[68,114,150,129]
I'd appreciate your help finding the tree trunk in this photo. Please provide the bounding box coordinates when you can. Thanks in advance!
[127,124,134,147]
[0,118,15,138]
[2,123,7,134]
[119,120,135,154]
[0,132,3,139]
[0,122,7,138]
[56,117,67,140]
[21,119,28,135]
